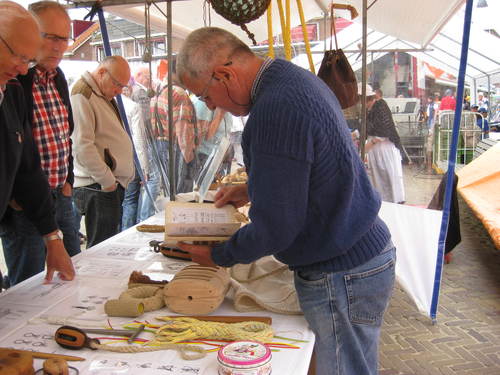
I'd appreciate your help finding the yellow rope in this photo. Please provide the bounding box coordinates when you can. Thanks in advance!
[296,0,315,73]
[267,2,274,58]
[285,0,291,60]
[276,0,290,60]
[153,317,275,344]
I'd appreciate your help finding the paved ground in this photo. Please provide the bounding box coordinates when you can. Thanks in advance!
[379,190,500,374]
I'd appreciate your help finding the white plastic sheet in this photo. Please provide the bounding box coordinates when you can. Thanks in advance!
[379,202,442,315]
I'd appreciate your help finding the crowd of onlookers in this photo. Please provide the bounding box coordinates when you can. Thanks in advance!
[425,89,498,136]
[0,1,245,290]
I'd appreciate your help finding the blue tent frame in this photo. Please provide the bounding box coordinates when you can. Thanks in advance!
[430,0,474,323]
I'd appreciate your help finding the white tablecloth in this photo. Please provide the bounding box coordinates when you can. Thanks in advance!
[0,212,314,374]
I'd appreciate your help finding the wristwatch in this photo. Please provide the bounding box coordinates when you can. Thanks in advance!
[43,229,64,244]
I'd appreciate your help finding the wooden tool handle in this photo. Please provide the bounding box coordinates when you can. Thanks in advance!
[183,315,272,325]
[0,347,85,362]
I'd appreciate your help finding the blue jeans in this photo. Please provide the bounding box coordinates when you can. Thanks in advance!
[122,170,141,230]
[138,167,161,222]
[0,188,80,286]
[294,241,396,375]
[73,183,125,248]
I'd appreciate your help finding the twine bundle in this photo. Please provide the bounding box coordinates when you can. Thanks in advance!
[209,0,271,45]
[153,316,274,344]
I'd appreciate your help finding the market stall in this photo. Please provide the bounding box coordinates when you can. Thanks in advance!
[0,212,314,374]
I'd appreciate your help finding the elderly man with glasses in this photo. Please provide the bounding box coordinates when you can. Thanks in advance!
[176,28,396,375]
[0,0,75,289]
[0,1,80,287]
[70,56,133,248]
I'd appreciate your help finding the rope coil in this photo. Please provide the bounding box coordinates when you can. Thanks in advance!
[153,316,275,344]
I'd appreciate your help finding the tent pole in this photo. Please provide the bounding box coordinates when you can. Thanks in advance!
[473,78,477,105]
[166,0,175,200]
[430,0,474,324]
[486,74,491,120]
[359,0,368,162]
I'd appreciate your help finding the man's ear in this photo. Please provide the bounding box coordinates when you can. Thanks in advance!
[213,64,233,83]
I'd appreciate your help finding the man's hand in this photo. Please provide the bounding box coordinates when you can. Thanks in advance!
[102,182,118,192]
[44,238,76,282]
[176,242,217,267]
[61,182,72,197]
[214,184,249,208]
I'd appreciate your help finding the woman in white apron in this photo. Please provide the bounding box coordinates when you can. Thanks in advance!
[362,85,405,204]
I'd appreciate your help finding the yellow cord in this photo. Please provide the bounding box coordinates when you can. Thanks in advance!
[276,0,290,60]
[152,316,275,344]
[296,0,315,73]
[267,2,274,58]
[285,0,291,60]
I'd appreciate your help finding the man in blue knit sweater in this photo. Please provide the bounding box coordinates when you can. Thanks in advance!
[177,27,395,375]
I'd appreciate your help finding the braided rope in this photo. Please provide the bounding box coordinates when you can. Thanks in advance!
[89,341,206,360]
[153,317,274,344]
[119,286,165,312]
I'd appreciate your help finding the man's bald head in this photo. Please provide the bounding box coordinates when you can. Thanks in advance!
[134,66,151,88]
[92,56,131,100]
[0,1,41,84]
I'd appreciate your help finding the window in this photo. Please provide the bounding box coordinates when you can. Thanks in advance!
[153,40,166,56]
[96,47,105,61]
[111,45,122,56]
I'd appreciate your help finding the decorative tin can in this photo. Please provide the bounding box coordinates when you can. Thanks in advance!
[217,340,272,375]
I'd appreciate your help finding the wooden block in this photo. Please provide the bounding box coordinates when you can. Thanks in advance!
[0,349,34,375]
[164,265,230,315]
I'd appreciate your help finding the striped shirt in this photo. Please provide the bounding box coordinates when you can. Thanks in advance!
[150,84,197,163]
[31,67,71,188]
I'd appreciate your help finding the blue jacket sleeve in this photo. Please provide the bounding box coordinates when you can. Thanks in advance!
[212,152,311,266]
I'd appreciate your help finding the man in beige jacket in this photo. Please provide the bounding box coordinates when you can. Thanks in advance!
[71,56,133,247]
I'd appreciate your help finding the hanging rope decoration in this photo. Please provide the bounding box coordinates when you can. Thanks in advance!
[208,0,272,45]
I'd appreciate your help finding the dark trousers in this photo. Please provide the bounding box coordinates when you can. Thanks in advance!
[0,188,80,286]
[73,183,125,248]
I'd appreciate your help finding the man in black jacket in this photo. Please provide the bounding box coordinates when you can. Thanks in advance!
[1,1,80,287]
[0,0,75,287]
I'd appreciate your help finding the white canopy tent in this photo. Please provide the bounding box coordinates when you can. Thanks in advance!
[292,6,500,88]
[96,0,465,47]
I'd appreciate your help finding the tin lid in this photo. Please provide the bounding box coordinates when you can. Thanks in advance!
[218,340,271,366]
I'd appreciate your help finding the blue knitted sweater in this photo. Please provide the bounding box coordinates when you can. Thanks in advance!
[212,59,391,272]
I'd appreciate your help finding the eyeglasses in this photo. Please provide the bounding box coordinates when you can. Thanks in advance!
[41,32,74,45]
[197,74,215,102]
[105,70,127,89]
[196,61,233,102]
[0,34,38,69]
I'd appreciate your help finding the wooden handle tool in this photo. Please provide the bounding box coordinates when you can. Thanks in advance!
[0,347,85,362]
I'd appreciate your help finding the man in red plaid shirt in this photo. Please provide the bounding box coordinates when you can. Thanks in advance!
[0,1,79,286]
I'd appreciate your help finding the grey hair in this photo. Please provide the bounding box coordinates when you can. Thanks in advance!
[28,0,69,17]
[99,55,123,67]
[177,27,252,84]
